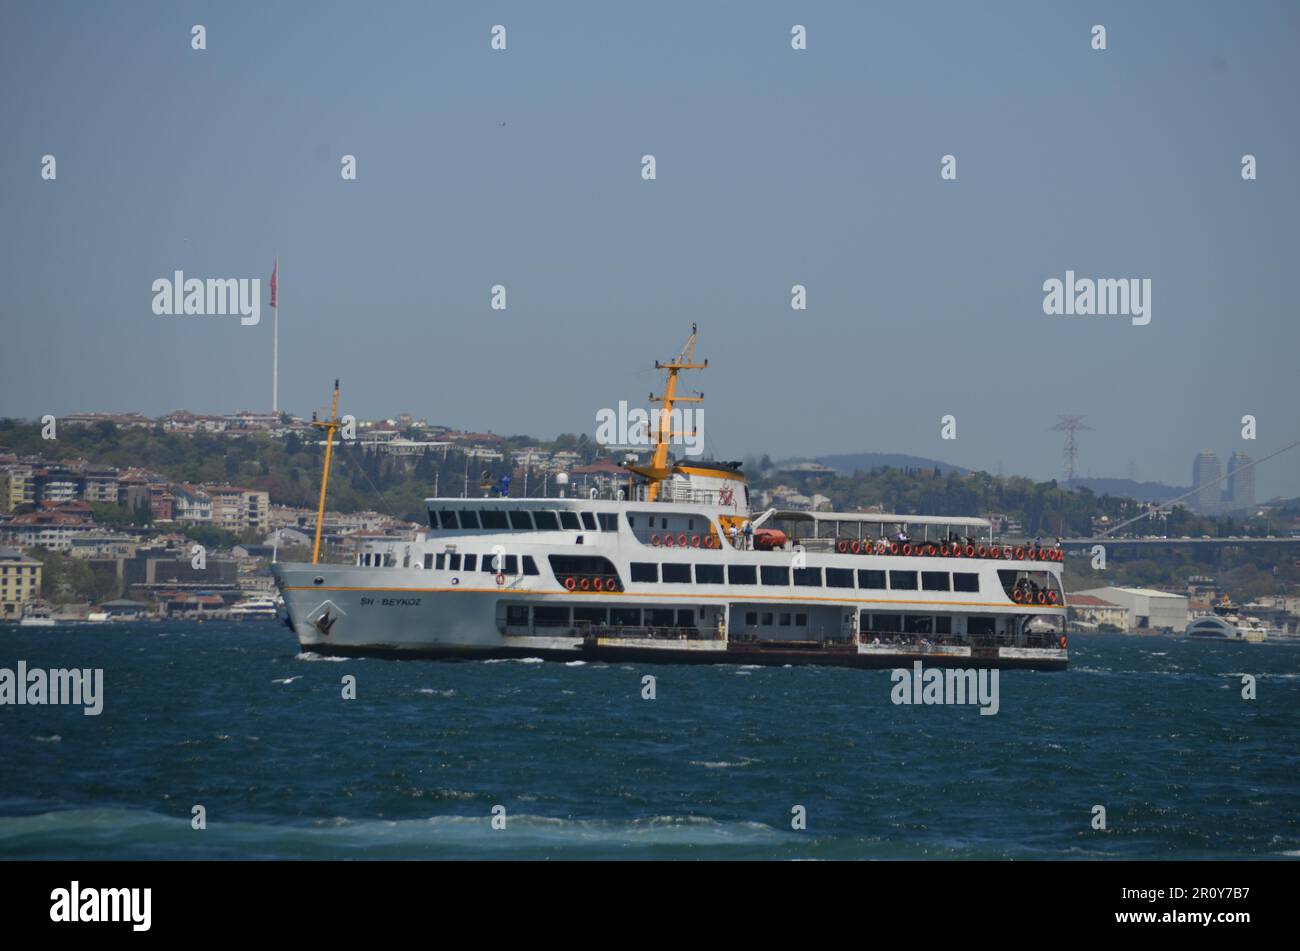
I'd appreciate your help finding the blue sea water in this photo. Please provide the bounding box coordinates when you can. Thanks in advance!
[0,624,1297,860]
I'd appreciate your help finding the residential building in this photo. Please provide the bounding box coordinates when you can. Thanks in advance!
[0,547,42,620]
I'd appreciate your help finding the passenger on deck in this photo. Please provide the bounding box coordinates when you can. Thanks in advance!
[728,524,739,549]
[743,521,753,550]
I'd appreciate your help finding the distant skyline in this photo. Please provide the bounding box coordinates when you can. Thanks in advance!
[2,2,1297,499]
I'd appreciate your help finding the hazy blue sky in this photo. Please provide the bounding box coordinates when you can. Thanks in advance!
[2,1,1297,498]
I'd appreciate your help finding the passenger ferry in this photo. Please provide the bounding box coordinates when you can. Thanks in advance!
[273,328,1068,670]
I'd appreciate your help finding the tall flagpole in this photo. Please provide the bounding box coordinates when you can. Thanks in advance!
[271,255,279,414]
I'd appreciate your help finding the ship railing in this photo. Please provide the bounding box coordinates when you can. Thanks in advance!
[576,622,719,642]
[860,631,1064,650]
[797,539,1064,563]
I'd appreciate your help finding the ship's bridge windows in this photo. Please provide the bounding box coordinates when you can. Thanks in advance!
[508,510,534,530]
[661,563,691,584]
[760,565,790,586]
[427,511,437,529]
[889,571,918,590]
[953,573,980,593]
[459,510,481,530]
[858,569,886,590]
[580,512,597,531]
[727,564,757,585]
[826,567,854,588]
[481,553,520,574]
[793,567,822,587]
[921,571,950,592]
[695,564,724,584]
[630,562,658,583]
[533,511,560,531]
[438,509,461,530]
[480,509,509,530]
[559,511,580,530]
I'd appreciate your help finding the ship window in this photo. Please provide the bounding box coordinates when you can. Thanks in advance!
[463,554,478,572]
[904,615,933,634]
[598,513,617,531]
[574,607,606,625]
[506,605,529,626]
[921,572,949,592]
[745,611,758,626]
[503,555,519,574]
[760,565,790,586]
[438,509,460,529]
[423,554,433,569]
[480,509,508,529]
[688,519,695,530]
[873,614,903,633]
[695,564,724,584]
[662,563,691,583]
[826,568,854,588]
[630,562,658,583]
[968,617,995,636]
[793,567,822,587]
[935,616,952,634]
[889,571,918,590]
[727,565,757,585]
[448,553,461,571]
[520,556,536,575]
[779,613,791,626]
[610,607,641,626]
[795,613,807,626]
[762,612,774,625]
[533,511,559,531]
[559,511,580,530]
[676,609,695,627]
[534,606,570,628]
[858,569,886,590]
[580,512,597,530]
[508,510,534,530]
[483,553,501,572]
[459,510,481,529]
[647,608,675,626]
[953,573,979,592]
[428,511,438,529]
[435,553,446,570]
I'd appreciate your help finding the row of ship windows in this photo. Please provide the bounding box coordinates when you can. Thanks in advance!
[507,605,701,628]
[629,563,981,592]
[427,552,542,575]
[429,509,618,532]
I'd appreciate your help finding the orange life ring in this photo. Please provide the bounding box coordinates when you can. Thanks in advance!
[1014,547,1025,560]
[650,533,660,546]
[704,535,716,548]
[977,546,988,558]
[593,577,605,591]
[939,544,950,557]
[1048,590,1058,604]
[495,573,506,586]
[677,534,688,547]
[1036,591,1047,604]
[1013,589,1024,603]
[837,540,849,554]
[851,541,862,554]
[690,534,701,548]
[902,544,912,556]
[891,543,900,555]
[607,577,619,592]
[949,544,960,558]
[1059,635,1068,650]
[663,534,675,547]
[924,544,935,556]
[564,577,576,591]
[580,577,591,591]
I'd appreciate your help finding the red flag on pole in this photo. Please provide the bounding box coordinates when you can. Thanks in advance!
[270,257,278,308]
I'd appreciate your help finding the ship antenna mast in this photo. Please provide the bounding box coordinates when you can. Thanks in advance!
[310,379,341,564]
[643,323,707,501]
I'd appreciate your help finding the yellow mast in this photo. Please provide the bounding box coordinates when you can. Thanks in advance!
[310,379,341,564]
[639,324,706,501]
